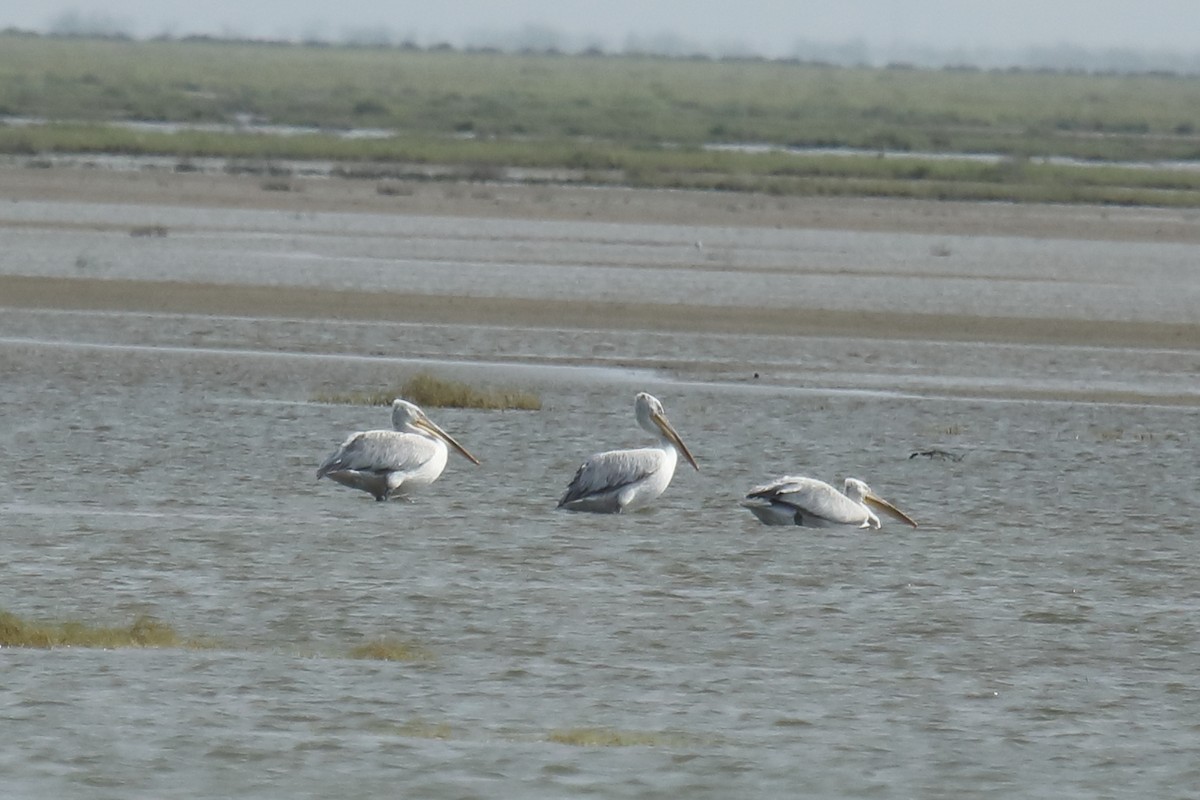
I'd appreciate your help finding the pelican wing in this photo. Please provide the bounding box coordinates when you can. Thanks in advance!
[317,430,439,478]
[558,449,658,507]
[745,476,869,526]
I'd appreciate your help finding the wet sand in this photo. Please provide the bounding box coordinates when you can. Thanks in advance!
[2,161,1198,351]
[3,273,1198,351]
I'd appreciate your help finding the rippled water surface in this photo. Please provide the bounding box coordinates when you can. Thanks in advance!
[2,196,1199,798]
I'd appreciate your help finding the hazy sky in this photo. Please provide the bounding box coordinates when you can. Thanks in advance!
[3,1,1198,56]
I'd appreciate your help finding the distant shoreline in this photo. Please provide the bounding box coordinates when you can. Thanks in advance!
[9,28,1200,75]
[4,35,1200,207]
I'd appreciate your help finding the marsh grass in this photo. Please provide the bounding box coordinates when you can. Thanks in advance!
[0,609,210,649]
[4,121,1199,207]
[314,372,542,410]
[3,35,1199,156]
[402,372,542,410]
[384,720,454,739]
[546,727,690,747]
[348,637,433,662]
[2,34,1200,206]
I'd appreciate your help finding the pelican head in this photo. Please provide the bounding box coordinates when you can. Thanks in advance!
[843,478,917,528]
[391,398,480,465]
[634,392,699,471]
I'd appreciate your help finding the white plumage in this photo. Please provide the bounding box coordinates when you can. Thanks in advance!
[742,476,917,529]
[558,392,699,513]
[317,399,479,502]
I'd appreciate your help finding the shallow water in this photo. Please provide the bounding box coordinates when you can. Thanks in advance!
[2,198,1200,798]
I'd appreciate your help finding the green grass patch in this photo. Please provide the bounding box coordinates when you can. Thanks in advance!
[3,35,1200,157]
[546,727,689,747]
[5,121,1200,206]
[401,372,542,410]
[348,636,433,662]
[383,720,454,739]
[314,372,541,410]
[0,609,211,649]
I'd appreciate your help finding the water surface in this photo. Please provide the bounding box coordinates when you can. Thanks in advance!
[2,195,1198,799]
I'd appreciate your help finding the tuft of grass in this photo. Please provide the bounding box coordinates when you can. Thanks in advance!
[314,371,541,410]
[546,727,681,747]
[311,387,401,407]
[0,609,209,650]
[388,720,453,739]
[348,636,433,662]
[402,372,541,410]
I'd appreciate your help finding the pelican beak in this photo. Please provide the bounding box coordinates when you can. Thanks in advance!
[415,417,481,465]
[653,413,699,471]
[864,493,918,528]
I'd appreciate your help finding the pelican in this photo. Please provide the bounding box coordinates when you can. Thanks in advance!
[741,476,917,529]
[316,399,480,501]
[558,392,699,513]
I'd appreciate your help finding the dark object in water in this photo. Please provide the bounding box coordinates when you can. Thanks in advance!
[909,449,964,462]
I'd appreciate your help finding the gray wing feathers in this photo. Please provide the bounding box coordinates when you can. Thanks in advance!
[559,449,657,506]
[317,431,437,477]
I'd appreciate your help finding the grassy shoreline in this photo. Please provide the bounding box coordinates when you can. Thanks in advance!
[3,34,1200,206]
[7,123,1200,206]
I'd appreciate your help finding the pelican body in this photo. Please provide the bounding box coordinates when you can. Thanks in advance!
[317,399,479,501]
[558,392,699,513]
[742,476,917,529]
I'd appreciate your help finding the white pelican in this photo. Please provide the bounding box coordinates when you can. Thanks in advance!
[742,476,917,529]
[558,392,699,513]
[316,399,480,502]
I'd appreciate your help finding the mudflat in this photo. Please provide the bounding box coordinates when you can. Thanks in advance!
[2,162,1198,351]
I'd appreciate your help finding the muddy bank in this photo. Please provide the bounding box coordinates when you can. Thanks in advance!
[4,160,1200,243]
[2,274,1197,351]
[2,162,1198,354]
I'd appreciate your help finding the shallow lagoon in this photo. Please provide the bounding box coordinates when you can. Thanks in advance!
[2,183,1198,798]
